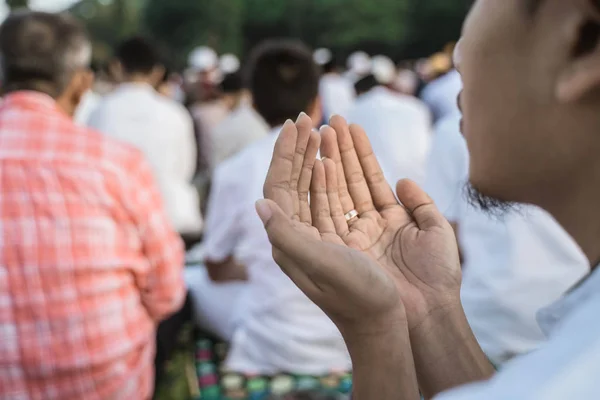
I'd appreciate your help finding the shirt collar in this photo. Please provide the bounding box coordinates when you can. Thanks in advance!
[537,265,600,336]
[2,91,61,114]
[114,82,156,95]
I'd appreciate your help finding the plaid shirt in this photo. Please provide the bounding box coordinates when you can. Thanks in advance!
[0,92,185,400]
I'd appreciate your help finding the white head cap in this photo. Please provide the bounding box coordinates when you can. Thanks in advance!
[219,53,240,74]
[188,46,218,71]
[371,55,396,85]
[313,48,332,66]
[347,51,371,76]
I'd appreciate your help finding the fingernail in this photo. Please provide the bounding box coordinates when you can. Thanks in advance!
[319,125,328,133]
[255,200,273,224]
[284,119,294,127]
[321,156,328,162]
[296,112,308,123]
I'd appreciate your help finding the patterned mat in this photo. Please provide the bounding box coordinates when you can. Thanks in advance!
[195,338,352,399]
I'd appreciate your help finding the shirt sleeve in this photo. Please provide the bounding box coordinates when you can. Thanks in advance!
[423,115,469,222]
[124,151,186,322]
[203,158,245,262]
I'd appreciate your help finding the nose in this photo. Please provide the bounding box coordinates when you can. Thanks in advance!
[453,39,463,73]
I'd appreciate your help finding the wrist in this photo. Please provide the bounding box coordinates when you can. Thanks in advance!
[409,301,495,398]
[340,306,408,348]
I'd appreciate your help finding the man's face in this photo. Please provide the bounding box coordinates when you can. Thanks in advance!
[457,0,600,207]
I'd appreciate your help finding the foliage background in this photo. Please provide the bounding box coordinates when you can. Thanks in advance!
[11,0,473,69]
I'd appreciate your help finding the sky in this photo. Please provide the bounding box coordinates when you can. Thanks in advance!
[0,0,80,20]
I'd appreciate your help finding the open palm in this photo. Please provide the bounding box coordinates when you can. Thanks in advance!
[259,114,461,332]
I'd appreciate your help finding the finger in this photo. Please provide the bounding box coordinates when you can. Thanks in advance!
[256,198,355,289]
[349,124,398,210]
[329,115,375,214]
[323,158,350,237]
[298,129,321,224]
[396,179,447,231]
[319,124,355,214]
[290,113,313,220]
[264,119,297,216]
[310,159,336,234]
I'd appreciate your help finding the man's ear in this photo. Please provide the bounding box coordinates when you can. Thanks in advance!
[57,69,94,117]
[109,60,124,83]
[556,1,600,102]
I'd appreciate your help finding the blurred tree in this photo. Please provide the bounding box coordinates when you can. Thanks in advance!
[6,0,28,9]
[402,0,472,59]
[80,0,471,69]
[143,0,243,69]
[70,0,145,64]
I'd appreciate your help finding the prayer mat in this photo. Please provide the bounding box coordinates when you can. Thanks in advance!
[195,338,352,400]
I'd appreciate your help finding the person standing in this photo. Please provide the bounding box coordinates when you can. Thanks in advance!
[0,12,185,399]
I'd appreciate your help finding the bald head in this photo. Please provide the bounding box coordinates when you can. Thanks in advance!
[0,11,92,98]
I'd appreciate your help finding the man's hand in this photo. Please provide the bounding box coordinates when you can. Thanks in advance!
[257,113,420,400]
[259,114,493,399]
[258,114,404,334]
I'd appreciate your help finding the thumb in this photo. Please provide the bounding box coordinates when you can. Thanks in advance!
[255,199,310,254]
[396,179,447,231]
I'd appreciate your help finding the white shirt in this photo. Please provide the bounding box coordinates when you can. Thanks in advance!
[88,83,202,234]
[320,73,356,119]
[421,69,462,122]
[424,115,589,365]
[203,127,351,374]
[209,104,269,169]
[437,265,600,399]
[74,90,101,126]
[347,87,432,186]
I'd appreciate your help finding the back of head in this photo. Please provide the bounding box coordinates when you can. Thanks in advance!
[354,74,379,96]
[115,36,162,76]
[246,39,320,127]
[220,72,244,94]
[0,11,91,98]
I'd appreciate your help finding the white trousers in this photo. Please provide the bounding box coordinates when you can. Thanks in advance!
[184,265,248,340]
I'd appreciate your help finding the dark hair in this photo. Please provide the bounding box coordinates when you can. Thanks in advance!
[246,39,320,127]
[115,36,163,75]
[322,55,338,74]
[354,74,379,96]
[220,72,244,94]
[0,11,91,98]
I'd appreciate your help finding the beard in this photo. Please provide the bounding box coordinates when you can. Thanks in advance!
[464,182,520,217]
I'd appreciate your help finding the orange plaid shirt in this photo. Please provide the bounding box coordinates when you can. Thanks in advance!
[0,92,186,400]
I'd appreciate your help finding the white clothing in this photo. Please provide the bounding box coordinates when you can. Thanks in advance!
[209,105,269,169]
[437,265,600,399]
[347,87,432,186]
[424,115,589,365]
[74,90,101,126]
[201,128,351,374]
[421,69,462,122]
[185,266,247,340]
[320,73,356,119]
[88,83,202,234]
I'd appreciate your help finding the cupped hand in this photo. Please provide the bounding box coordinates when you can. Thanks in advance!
[318,115,462,329]
[258,113,461,335]
[258,114,403,335]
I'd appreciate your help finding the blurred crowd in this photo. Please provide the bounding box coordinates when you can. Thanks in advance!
[0,7,591,400]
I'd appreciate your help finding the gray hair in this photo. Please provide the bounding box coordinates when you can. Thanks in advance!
[0,11,91,97]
